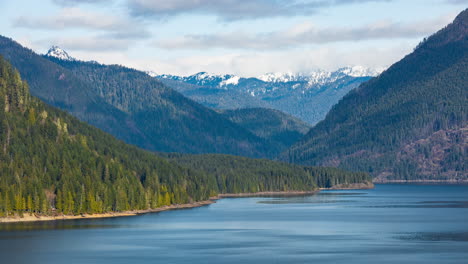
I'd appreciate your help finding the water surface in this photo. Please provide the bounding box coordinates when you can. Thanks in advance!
[1,184,467,264]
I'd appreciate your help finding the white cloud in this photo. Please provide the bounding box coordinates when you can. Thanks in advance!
[14,7,150,39]
[127,0,394,21]
[36,36,134,51]
[52,0,113,6]
[156,15,454,50]
[66,41,414,77]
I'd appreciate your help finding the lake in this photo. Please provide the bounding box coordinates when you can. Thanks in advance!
[1,184,468,264]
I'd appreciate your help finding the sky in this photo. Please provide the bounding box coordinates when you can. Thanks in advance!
[0,0,466,77]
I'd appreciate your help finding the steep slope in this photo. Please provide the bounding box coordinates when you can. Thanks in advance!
[45,58,275,157]
[0,56,367,217]
[157,68,377,124]
[283,9,468,182]
[0,36,275,158]
[0,55,217,216]
[219,108,310,152]
[0,56,371,217]
[0,36,135,145]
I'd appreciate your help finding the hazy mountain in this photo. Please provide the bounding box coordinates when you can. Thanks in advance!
[156,66,380,124]
[282,9,468,182]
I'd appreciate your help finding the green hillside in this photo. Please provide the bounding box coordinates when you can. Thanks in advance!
[163,153,371,192]
[283,9,468,182]
[0,56,370,217]
[219,108,310,153]
[0,36,277,158]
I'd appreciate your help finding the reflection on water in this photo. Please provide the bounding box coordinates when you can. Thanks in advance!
[363,201,468,208]
[0,220,128,232]
[0,184,467,264]
[396,232,468,242]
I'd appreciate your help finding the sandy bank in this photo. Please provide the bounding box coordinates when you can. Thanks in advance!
[0,200,215,223]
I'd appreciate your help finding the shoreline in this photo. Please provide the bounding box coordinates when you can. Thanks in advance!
[319,182,375,190]
[0,200,215,224]
[213,190,319,199]
[373,179,468,184]
[0,187,371,224]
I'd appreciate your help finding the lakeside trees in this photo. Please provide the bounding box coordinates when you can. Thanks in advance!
[0,56,371,218]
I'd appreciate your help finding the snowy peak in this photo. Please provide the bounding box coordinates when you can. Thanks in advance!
[145,71,158,78]
[258,72,308,83]
[257,66,381,85]
[336,66,382,77]
[157,72,240,87]
[45,46,75,61]
[155,66,383,89]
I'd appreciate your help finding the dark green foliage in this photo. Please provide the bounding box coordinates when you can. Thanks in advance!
[219,108,311,155]
[283,9,468,181]
[163,153,371,192]
[0,57,370,217]
[43,57,276,158]
[0,56,217,217]
[0,36,277,158]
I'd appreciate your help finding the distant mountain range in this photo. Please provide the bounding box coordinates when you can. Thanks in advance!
[43,42,381,126]
[282,9,468,182]
[0,36,311,158]
[154,67,381,124]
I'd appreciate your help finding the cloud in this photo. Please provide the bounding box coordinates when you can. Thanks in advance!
[14,7,150,39]
[92,43,412,77]
[36,35,134,52]
[52,0,113,6]
[445,0,468,4]
[155,15,454,50]
[127,0,393,21]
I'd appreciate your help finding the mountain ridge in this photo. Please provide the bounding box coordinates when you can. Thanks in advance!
[156,69,376,124]
[0,36,281,158]
[282,9,468,182]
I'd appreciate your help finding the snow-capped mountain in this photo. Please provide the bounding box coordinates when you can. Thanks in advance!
[145,71,158,78]
[45,46,76,61]
[155,66,382,124]
[258,66,381,85]
[157,66,381,89]
[165,72,240,88]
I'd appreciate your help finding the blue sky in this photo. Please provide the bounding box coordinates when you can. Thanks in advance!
[1,0,466,76]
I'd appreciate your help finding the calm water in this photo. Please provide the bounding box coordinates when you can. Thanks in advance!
[1,184,468,264]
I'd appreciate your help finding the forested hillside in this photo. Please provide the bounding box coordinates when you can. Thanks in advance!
[163,153,372,192]
[0,56,217,217]
[219,108,310,154]
[283,9,468,182]
[0,36,278,158]
[0,56,370,217]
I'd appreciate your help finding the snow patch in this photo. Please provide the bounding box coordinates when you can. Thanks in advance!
[220,76,240,86]
[45,46,75,61]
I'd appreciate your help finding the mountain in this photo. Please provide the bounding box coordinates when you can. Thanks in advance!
[283,9,468,182]
[219,108,311,152]
[156,66,380,124]
[0,36,282,158]
[45,46,76,61]
[0,56,370,217]
[0,55,215,216]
